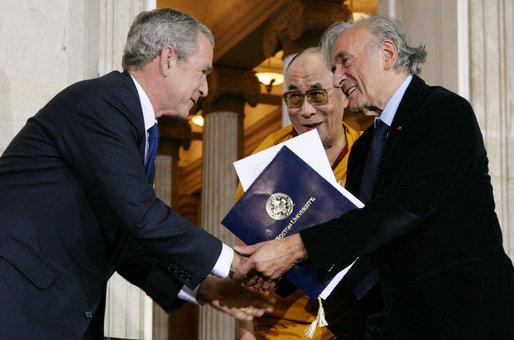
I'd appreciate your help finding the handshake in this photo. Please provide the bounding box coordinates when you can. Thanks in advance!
[198,234,307,320]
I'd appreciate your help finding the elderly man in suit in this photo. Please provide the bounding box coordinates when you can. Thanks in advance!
[235,15,514,339]
[0,8,273,339]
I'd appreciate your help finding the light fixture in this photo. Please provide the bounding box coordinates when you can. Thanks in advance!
[255,57,284,93]
[255,72,284,93]
[191,114,204,127]
[347,0,371,21]
[352,11,369,21]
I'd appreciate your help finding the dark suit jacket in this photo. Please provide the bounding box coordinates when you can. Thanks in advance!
[0,71,222,338]
[301,76,514,339]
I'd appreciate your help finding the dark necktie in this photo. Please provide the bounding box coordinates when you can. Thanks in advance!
[346,120,389,300]
[145,123,159,180]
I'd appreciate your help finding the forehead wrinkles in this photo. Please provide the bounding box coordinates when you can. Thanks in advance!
[332,24,370,62]
[286,65,332,90]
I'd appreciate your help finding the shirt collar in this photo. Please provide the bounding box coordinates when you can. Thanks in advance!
[376,74,412,127]
[130,74,157,131]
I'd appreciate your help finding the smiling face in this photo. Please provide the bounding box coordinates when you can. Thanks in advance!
[331,23,386,116]
[158,33,213,119]
[285,52,347,148]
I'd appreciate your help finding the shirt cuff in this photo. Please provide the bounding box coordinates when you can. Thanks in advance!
[177,285,201,305]
[210,243,233,278]
[177,243,233,305]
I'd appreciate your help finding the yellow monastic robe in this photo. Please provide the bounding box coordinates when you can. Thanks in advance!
[235,123,362,340]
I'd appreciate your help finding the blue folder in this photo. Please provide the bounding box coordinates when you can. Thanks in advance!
[222,146,358,299]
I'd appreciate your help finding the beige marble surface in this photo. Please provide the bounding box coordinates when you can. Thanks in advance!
[199,110,240,340]
[469,0,513,256]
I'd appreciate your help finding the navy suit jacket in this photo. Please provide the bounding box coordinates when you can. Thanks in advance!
[0,71,222,338]
[301,76,514,339]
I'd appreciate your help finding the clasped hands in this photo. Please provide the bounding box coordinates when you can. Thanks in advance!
[231,234,308,290]
[197,234,307,321]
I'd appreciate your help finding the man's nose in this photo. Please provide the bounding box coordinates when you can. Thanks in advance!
[300,96,316,117]
[199,75,208,97]
[333,67,346,88]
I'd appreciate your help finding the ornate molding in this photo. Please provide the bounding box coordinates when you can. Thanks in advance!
[157,117,192,157]
[202,66,260,114]
[263,0,351,57]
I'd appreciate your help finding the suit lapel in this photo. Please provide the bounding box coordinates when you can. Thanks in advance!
[122,71,147,160]
[380,76,430,169]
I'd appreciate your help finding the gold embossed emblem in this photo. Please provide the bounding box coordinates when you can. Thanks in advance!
[266,193,294,220]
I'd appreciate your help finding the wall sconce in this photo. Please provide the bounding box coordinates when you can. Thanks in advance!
[347,0,371,21]
[255,72,284,93]
[190,114,204,127]
[255,55,284,93]
[352,11,369,21]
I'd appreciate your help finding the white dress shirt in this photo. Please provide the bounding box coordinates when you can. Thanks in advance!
[375,74,413,128]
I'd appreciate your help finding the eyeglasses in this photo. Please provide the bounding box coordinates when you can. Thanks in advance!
[282,88,335,108]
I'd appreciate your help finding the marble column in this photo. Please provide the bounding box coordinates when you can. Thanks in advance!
[152,117,192,339]
[262,0,351,127]
[468,0,514,257]
[155,117,192,210]
[199,66,260,340]
[151,156,173,340]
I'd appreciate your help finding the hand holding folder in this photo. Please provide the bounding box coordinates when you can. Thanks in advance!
[223,144,362,300]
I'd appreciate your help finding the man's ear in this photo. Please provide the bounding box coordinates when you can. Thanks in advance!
[381,39,398,71]
[160,45,176,76]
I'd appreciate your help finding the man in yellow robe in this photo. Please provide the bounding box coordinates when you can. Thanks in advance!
[236,47,371,339]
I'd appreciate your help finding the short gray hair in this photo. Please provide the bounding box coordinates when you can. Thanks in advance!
[320,15,426,75]
[122,8,214,71]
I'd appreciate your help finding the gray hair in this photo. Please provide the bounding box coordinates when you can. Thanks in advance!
[320,15,426,75]
[122,8,214,71]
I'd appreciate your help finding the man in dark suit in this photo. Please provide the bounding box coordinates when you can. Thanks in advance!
[0,8,273,339]
[235,15,514,339]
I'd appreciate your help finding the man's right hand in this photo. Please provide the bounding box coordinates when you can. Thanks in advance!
[231,249,277,291]
[233,234,308,289]
[230,251,247,279]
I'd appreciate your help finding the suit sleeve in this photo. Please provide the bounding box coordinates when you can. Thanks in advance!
[116,240,186,312]
[301,91,484,271]
[54,80,221,290]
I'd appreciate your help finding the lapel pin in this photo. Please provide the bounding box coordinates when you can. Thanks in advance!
[396,126,402,130]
